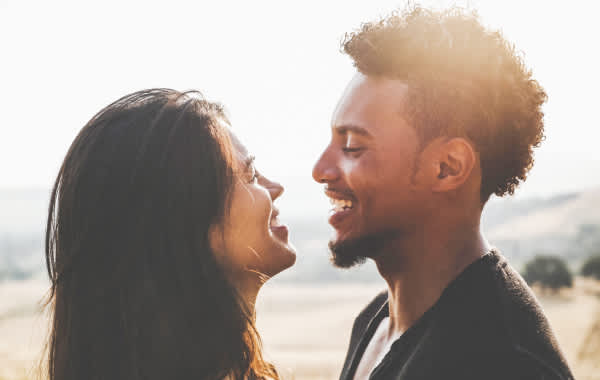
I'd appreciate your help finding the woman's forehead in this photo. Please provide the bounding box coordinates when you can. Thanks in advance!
[218,118,251,164]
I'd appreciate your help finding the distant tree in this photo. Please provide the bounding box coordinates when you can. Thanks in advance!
[582,255,600,280]
[523,255,573,291]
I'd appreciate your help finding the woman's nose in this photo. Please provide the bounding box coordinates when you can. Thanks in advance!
[260,175,284,200]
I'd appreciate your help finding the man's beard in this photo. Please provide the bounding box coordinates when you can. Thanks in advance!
[328,230,397,268]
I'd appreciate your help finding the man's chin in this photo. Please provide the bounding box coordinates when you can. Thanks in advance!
[328,232,393,269]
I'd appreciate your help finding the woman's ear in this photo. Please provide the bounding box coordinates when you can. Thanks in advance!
[431,138,477,193]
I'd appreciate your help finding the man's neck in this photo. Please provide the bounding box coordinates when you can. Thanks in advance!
[374,218,490,339]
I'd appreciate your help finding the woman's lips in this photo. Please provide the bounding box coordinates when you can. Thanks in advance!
[270,208,289,242]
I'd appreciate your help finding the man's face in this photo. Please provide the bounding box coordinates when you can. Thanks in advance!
[312,73,430,267]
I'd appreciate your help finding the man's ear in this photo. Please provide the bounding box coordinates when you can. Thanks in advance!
[431,138,477,193]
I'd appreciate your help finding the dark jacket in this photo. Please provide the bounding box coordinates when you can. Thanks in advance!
[339,250,574,380]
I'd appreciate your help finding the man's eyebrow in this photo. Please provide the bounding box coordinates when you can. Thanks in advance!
[333,124,373,138]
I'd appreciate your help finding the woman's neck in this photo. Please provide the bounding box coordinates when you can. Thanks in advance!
[232,272,266,314]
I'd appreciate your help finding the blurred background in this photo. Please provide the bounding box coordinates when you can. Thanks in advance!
[1,0,599,379]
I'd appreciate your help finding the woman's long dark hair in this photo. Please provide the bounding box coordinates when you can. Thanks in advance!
[44,89,278,380]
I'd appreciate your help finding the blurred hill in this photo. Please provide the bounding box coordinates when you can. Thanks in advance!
[0,188,48,281]
[1,187,600,282]
[482,189,600,268]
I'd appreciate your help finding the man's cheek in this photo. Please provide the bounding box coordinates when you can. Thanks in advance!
[339,157,361,176]
[345,156,377,188]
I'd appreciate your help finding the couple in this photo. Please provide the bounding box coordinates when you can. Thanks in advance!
[44,7,574,380]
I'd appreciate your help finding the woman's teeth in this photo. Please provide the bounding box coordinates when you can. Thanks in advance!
[330,198,354,212]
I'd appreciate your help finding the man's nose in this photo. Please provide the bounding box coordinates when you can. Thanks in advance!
[312,148,340,184]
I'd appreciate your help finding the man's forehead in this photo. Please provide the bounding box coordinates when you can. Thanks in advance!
[331,73,410,131]
[331,73,408,127]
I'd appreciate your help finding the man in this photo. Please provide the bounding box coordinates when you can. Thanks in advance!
[312,6,573,380]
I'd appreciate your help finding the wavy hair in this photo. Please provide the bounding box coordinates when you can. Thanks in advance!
[45,89,278,380]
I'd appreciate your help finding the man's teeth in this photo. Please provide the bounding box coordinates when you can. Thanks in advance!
[329,198,354,211]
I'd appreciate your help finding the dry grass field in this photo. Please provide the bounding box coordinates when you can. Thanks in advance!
[1,279,598,380]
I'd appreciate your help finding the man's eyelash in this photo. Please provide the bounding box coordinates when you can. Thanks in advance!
[342,147,363,153]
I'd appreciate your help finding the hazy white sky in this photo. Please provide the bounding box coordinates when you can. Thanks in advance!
[1,0,599,216]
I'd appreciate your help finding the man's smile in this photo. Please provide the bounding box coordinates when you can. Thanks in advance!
[330,198,354,212]
[325,188,358,228]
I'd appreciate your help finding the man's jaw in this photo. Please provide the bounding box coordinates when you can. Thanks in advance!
[328,237,368,268]
[329,228,401,269]
[328,233,384,268]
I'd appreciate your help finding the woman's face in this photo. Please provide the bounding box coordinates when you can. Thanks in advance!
[209,127,296,282]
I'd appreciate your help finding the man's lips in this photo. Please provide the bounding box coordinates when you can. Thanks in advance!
[324,188,357,201]
[324,188,357,228]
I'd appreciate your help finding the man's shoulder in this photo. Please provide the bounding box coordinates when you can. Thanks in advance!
[446,250,557,338]
[509,345,575,380]
[467,344,575,380]
[437,343,573,380]
[438,249,574,379]
[477,251,562,348]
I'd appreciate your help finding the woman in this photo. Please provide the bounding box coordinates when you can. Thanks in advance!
[44,89,296,380]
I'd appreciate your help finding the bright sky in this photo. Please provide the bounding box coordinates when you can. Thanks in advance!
[1,0,599,217]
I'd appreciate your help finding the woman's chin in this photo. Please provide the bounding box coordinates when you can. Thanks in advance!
[282,246,297,268]
[281,240,297,266]
[262,245,297,279]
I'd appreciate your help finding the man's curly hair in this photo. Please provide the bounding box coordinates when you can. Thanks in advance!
[342,5,547,202]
